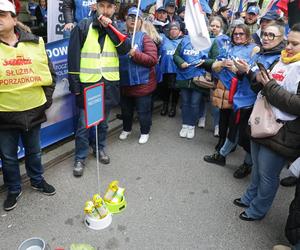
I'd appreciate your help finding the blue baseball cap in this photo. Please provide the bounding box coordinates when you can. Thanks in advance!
[127,7,143,19]
[156,6,167,12]
[261,10,281,21]
[247,6,259,15]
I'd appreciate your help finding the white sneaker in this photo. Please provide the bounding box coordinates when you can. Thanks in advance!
[214,125,219,137]
[179,125,188,138]
[187,126,195,139]
[119,131,131,140]
[139,134,149,144]
[198,117,206,128]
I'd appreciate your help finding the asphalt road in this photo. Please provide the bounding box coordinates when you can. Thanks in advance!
[0,112,294,250]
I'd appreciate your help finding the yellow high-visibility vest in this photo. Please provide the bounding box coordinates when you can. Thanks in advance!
[79,24,120,83]
[0,37,52,112]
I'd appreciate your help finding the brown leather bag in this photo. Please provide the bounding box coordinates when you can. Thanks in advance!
[193,75,215,89]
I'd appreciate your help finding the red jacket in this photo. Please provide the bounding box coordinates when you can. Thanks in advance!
[121,34,158,97]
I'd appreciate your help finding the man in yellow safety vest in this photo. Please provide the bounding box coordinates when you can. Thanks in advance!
[0,0,56,211]
[68,0,130,177]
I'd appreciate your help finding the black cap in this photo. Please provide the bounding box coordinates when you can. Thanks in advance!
[156,6,167,12]
[165,0,176,7]
[177,6,185,15]
[219,6,230,13]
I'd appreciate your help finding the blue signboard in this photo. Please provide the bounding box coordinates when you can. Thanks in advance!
[84,83,104,128]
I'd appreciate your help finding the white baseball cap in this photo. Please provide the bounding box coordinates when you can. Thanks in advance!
[0,0,16,15]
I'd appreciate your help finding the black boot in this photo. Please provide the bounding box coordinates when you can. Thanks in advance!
[168,103,176,117]
[160,102,168,116]
[203,152,226,166]
[233,163,252,179]
[280,176,298,187]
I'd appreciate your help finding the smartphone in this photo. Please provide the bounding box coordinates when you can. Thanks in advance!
[256,62,268,75]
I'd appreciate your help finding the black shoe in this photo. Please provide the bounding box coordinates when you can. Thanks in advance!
[160,103,168,116]
[239,211,257,221]
[116,114,123,120]
[73,161,85,177]
[98,150,110,164]
[4,192,22,211]
[203,152,226,166]
[233,198,249,208]
[233,163,252,179]
[168,105,176,117]
[280,176,298,187]
[31,180,56,195]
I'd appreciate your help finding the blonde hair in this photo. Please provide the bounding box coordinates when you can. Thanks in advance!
[141,20,162,45]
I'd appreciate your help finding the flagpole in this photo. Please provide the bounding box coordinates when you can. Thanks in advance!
[131,0,141,48]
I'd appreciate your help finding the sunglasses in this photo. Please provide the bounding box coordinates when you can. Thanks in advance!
[261,32,282,40]
[233,32,246,37]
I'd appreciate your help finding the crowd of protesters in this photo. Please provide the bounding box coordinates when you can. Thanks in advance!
[1,0,300,249]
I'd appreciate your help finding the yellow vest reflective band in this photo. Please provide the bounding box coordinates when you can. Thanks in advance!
[0,38,52,112]
[79,24,120,82]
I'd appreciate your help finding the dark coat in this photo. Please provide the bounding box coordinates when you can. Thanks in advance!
[0,29,56,131]
[285,177,300,245]
[62,0,75,24]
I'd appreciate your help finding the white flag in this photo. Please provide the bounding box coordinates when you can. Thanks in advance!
[185,0,211,51]
[156,0,164,9]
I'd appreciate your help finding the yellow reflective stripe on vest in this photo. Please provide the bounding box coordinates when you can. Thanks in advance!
[0,37,52,112]
[79,24,120,83]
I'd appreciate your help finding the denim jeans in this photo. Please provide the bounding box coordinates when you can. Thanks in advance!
[121,94,152,134]
[199,100,220,128]
[241,141,286,219]
[0,126,44,193]
[75,108,109,162]
[180,88,203,126]
[219,134,253,165]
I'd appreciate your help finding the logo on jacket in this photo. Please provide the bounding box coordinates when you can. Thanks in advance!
[183,49,199,56]
[3,56,32,66]
[271,69,285,82]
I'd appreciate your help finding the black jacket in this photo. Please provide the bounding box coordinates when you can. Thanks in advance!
[68,16,131,108]
[62,0,75,24]
[0,29,56,131]
[285,178,300,245]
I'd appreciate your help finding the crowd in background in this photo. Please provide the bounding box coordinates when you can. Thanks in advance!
[2,0,300,249]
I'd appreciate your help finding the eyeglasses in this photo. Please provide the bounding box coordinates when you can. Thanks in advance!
[233,32,246,37]
[261,32,282,40]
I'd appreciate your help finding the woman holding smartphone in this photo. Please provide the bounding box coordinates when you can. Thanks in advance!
[234,24,300,221]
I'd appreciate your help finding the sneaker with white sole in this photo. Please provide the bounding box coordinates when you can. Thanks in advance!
[4,192,22,211]
[179,125,188,138]
[187,126,195,139]
[214,125,219,137]
[119,131,131,140]
[198,117,206,128]
[139,134,149,144]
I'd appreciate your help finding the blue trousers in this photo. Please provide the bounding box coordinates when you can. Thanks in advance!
[121,94,152,134]
[75,108,109,162]
[181,88,203,126]
[241,141,286,219]
[0,126,44,193]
